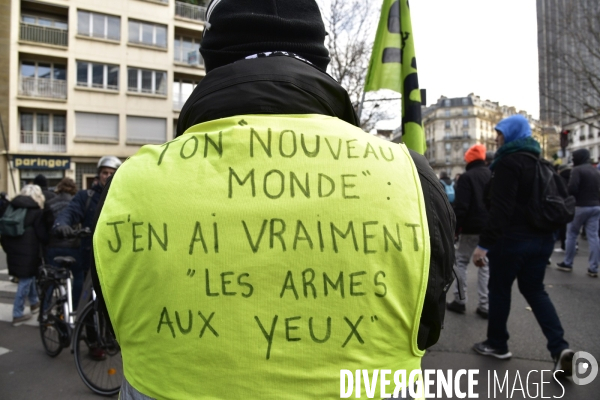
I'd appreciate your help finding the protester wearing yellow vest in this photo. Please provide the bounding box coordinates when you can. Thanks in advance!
[91,1,455,398]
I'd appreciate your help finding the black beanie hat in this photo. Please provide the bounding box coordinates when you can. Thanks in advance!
[33,174,48,189]
[200,0,330,72]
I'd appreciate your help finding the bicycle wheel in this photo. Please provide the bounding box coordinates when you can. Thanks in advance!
[38,283,65,357]
[73,301,122,396]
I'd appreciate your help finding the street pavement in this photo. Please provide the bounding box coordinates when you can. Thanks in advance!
[1,240,599,399]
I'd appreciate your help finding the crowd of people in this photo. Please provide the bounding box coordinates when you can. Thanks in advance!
[441,113,593,377]
[0,156,121,326]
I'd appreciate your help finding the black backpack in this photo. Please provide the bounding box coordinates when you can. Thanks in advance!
[520,153,576,231]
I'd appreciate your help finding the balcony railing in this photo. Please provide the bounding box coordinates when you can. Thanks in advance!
[20,131,66,153]
[175,1,206,22]
[20,23,68,47]
[19,77,67,99]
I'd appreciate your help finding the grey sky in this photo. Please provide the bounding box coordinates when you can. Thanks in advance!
[410,0,539,118]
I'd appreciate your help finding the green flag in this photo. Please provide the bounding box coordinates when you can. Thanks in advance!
[365,0,426,154]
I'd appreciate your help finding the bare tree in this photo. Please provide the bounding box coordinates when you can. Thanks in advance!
[539,0,600,129]
[319,0,392,132]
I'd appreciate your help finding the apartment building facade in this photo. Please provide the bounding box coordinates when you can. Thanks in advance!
[0,0,207,197]
[421,94,553,178]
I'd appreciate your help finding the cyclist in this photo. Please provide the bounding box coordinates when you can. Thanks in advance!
[53,156,121,308]
[92,1,455,398]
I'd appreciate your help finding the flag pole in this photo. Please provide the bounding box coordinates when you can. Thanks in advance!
[357,91,366,124]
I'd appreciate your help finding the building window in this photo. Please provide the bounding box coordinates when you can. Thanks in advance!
[21,14,67,30]
[462,98,469,105]
[19,112,66,152]
[445,143,451,151]
[174,36,203,66]
[77,11,120,41]
[463,131,469,138]
[444,120,451,129]
[463,142,469,150]
[127,68,167,95]
[128,20,167,48]
[445,110,450,117]
[462,108,468,116]
[463,119,469,127]
[19,61,66,99]
[75,112,119,141]
[76,61,119,90]
[444,99,451,107]
[173,79,199,110]
[126,116,166,144]
[445,132,450,139]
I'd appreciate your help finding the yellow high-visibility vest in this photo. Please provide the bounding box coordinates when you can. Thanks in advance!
[94,114,430,399]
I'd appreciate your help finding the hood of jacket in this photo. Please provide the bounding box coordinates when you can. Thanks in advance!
[177,55,358,136]
[572,149,590,166]
[10,195,40,209]
[495,115,531,144]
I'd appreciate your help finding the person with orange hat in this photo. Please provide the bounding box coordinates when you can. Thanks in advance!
[447,144,491,318]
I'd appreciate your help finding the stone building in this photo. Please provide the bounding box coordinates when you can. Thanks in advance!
[0,0,207,196]
[421,94,552,177]
[422,94,514,177]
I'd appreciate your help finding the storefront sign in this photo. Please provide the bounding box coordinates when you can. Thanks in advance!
[13,156,71,170]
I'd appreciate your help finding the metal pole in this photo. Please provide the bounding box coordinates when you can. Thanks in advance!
[0,116,17,194]
[357,91,367,124]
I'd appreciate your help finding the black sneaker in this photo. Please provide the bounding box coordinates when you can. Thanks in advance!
[553,349,574,378]
[473,341,512,359]
[446,301,466,314]
[476,307,489,319]
[556,262,573,272]
[587,269,598,278]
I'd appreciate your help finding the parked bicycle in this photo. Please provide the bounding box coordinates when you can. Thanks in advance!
[37,227,123,396]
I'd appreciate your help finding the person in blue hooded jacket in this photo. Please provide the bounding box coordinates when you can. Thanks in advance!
[470,115,574,377]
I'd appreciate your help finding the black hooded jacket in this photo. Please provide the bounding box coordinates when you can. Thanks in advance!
[1,196,50,278]
[569,149,600,207]
[93,55,456,350]
[453,160,491,235]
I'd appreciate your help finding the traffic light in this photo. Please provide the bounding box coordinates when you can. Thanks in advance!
[560,129,570,150]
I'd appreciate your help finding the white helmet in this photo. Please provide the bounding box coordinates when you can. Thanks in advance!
[97,156,122,171]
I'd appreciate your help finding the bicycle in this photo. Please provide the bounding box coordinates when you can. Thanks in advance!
[72,282,123,396]
[37,228,123,396]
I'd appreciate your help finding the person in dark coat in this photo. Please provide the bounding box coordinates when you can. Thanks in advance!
[45,178,84,306]
[555,164,572,252]
[557,148,600,276]
[1,184,50,326]
[447,144,491,318]
[471,114,573,377]
[33,174,56,202]
[52,157,121,307]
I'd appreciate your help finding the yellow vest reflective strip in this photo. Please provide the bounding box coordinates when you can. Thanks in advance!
[94,114,430,399]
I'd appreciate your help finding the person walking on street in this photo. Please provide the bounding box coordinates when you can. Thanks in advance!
[90,1,456,397]
[447,144,491,318]
[0,185,50,326]
[557,149,600,277]
[45,178,84,305]
[33,174,56,202]
[440,171,455,204]
[471,114,574,377]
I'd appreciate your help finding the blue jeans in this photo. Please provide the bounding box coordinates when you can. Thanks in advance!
[487,232,569,358]
[46,247,84,308]
[13,276,39,318]
[564,206,600,272]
